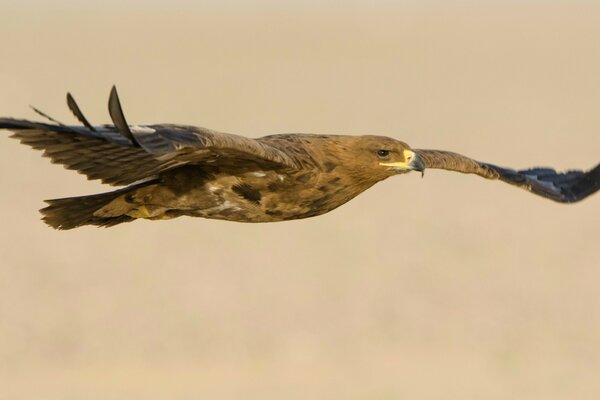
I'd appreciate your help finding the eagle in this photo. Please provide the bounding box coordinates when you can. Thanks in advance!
[1,87,598,230]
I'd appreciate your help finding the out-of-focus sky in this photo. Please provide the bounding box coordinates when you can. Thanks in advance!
[1,1,599,399]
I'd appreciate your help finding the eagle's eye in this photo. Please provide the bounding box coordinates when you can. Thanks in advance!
[376,149,390,158]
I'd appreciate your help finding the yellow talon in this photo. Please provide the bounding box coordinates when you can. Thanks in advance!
[150,213,173,220]
[127,205,151,218]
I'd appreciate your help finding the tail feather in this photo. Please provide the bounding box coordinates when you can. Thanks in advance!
[40,178,160,229]
[40,188,138,230]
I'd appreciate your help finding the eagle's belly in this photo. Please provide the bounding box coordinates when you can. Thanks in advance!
[157,167,351,222]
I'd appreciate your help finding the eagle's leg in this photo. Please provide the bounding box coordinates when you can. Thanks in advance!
[93,185,176,221]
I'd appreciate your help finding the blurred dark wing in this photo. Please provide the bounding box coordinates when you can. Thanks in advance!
[0,88,300,186]
[415,149,600,203]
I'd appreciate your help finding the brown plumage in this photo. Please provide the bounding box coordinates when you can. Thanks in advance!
[1,87,599,230]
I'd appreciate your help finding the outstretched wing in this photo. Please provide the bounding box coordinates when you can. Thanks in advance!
[1,86,300,186]
[415,149,600,203]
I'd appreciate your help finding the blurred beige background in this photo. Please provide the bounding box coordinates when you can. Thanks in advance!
[1,1,599,399]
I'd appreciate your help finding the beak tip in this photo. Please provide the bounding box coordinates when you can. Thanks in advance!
[410,152,426,176]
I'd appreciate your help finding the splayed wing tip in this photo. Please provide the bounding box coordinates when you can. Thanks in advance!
[28,105,65,126]
[108,85,138,146]
[66,92,96,131]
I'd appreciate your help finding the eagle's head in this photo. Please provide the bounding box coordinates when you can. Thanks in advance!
[342,135,425,180]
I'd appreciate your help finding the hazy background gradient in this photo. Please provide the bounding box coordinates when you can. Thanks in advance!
[1,1,599,398]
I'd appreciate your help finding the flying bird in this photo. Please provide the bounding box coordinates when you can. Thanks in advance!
[1,87,598,230]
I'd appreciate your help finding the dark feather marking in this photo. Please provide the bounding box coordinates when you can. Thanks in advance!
[296,172,313,183]
[219,208,240,217]
[324,161,337,172]
[307,194,332,212]
[232,183,262,204]
[267,182,281,192]
[266,210,283,217]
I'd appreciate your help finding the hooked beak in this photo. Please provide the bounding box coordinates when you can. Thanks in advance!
[379,149,426,176]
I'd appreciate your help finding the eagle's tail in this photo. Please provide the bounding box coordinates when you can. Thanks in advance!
[40,180,158,230]
[41,189,134,230]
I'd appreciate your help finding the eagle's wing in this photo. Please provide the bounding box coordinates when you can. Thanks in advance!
[1,87,300,186]
[415,149,600,203]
